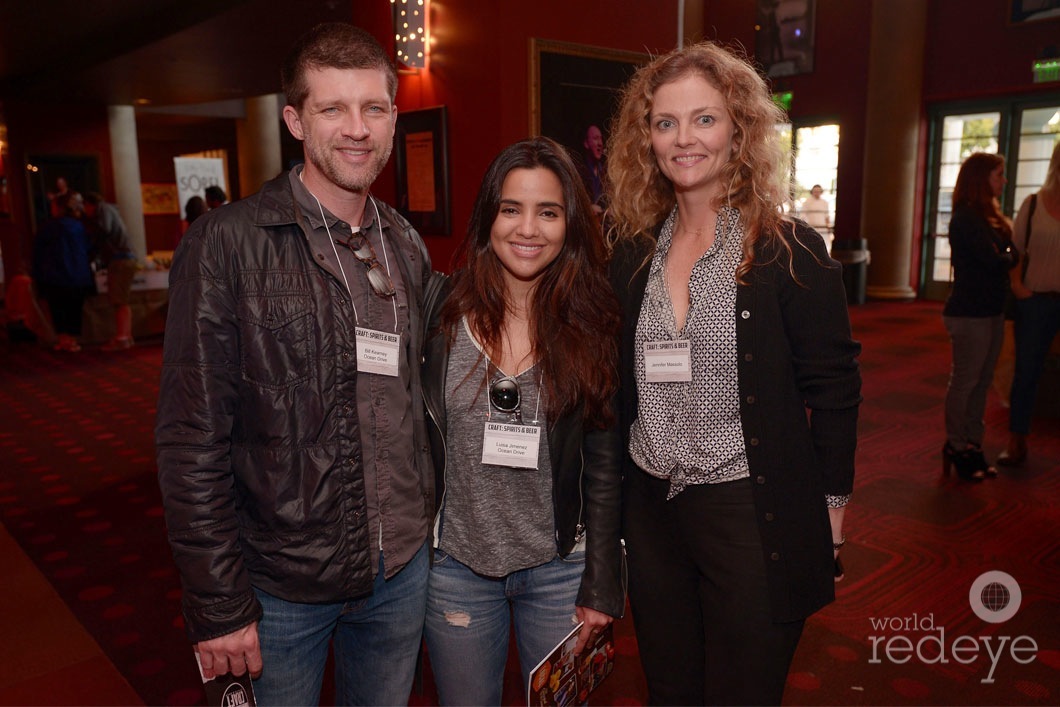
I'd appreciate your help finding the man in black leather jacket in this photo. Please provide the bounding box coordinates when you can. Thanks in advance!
[155,23,433,706]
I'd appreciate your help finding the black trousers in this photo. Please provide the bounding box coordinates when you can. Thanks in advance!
[42,285,89,336]
[623,469,805,706]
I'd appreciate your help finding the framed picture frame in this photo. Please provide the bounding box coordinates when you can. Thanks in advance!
[530,39,647,212]
[141,183,179,215]
[755,0,816,78]
[1009,0,1060,24]
[394,105,450,236]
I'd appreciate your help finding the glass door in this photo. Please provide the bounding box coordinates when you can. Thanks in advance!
[1013,104,1060,210]
[922,111,1002,301]
[922,94,1060,301]
[791,124,839,249]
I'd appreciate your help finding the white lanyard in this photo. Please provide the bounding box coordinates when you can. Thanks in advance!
[302,176,402,376]
[302,175,398,330]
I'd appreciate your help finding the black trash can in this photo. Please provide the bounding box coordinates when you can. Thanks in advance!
[830,239,870,305]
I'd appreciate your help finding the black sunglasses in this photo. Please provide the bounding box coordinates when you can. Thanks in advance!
[341,234,396,298]
[489,376,521,415]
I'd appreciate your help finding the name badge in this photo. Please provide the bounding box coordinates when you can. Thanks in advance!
[355,327,401,377]
[481,422,542,469]
[643,339,692,383]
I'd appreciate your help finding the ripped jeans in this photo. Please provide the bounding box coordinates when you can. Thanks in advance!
[424,548,584,705]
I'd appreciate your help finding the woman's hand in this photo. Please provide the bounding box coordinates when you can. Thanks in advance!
[1012,281,1034,300]
[574,606,613,655]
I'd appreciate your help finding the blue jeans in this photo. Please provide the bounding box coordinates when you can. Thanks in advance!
[1010,294,1060,434]
[424,549,584,706]
[251,542,428,706]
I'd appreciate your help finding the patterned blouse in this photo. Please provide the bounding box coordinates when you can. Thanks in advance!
[629,206,850,509]
[629,206,749,499]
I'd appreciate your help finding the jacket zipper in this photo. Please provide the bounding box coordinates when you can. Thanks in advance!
[425,394,447,546]
[574,445,586,544]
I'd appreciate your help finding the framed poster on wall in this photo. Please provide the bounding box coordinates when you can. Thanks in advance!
[530,39,647,212]
[394,105,450,236]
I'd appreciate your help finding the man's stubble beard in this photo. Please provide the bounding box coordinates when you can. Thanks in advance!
[306,134,393,193]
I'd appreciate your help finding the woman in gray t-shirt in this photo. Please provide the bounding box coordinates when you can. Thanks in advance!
[421,137,624,705]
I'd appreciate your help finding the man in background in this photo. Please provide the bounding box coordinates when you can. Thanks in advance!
[204,185,227,209]
[84,192,138,350]
[800,184,831,234]
[578,124,607,217]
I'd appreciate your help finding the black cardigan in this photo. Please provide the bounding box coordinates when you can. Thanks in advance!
[609,220,862,622]
[943,204,1017,318]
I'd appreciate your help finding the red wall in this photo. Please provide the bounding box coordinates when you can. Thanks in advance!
[925,0,1060,101]
[372,0,680,271]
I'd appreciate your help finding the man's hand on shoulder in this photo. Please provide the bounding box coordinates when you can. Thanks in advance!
[195,622,263,679]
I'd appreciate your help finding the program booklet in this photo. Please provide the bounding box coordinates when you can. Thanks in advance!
[194,651,257,707]
[527,623,616,707]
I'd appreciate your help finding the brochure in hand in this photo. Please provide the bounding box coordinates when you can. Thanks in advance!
[527,623,616,707]
[194,651,256,707]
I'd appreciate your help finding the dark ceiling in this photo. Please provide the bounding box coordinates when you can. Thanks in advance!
[0,0,351,110]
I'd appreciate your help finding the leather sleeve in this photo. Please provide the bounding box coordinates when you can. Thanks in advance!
[155,218,262,642]
[779,223,862,497]
[575,414,626,619]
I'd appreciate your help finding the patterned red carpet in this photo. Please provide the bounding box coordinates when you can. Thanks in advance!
[0,300,1057,706]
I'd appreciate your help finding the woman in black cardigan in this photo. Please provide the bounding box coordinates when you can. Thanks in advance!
[942,152,1016,480]
[605,41,862,705]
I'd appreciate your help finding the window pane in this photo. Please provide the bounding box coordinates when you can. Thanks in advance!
[1014,106,1060,211]
[793,123,839,249]
[931,112,1001,283]
[775,123,793,212]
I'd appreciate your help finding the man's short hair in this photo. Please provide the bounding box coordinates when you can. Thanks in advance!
[204,186,226,204]
[84,192,105,206]
[281,23,398,110]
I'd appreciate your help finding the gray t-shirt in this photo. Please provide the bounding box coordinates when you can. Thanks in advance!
[438,320,555,577]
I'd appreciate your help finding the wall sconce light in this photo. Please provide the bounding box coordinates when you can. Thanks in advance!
[391,0,428,70]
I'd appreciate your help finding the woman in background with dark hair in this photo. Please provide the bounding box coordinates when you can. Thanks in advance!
[422,137,623,705]
[943,152,1016,479]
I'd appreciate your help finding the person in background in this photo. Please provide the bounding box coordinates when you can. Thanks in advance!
[204,185,227,210]
[3,264,54,344]
[578,124,608,217]
[184,195,206,225]
[32,191,94,352]
[422,137,623,704]
[1000,140,1060,466]
[175,195,208,249]
[941,153,1016,480]
[606,41,861,705]
[156,23,434,706]
[800,184,831,233]
[84,192,139,351]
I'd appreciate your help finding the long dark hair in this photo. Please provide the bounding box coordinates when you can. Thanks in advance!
[953,152,1012,239]
[442,137,619,427]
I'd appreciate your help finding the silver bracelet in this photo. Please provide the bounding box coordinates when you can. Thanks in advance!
[833,535,846,551]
